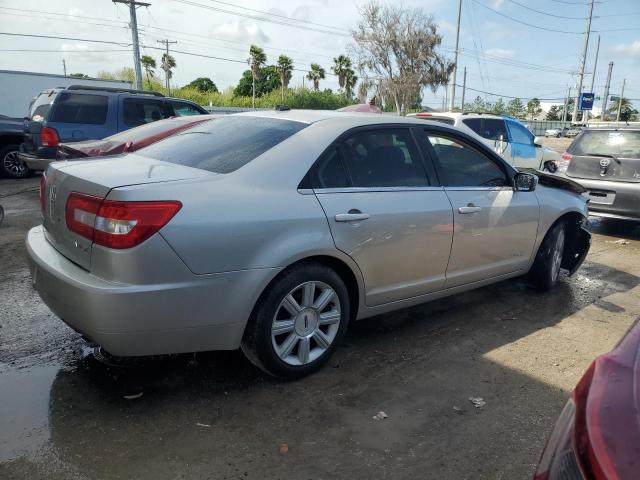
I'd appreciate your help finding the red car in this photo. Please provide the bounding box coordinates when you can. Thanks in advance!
[534,318,640,479]
[56,115,217,160]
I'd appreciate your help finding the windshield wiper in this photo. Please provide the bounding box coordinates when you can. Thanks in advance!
[584,153,620,163]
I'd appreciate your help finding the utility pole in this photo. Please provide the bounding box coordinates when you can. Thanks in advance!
[460,67,467,113]
[601,61,613,120]
[562,86,571,123]
[583,33,600,122]
[616,78,625,122]
[113,0,150,91]
[62,59,67,76]
[573,0,595,122]
[157,39,177,93]
[449,0,463,112]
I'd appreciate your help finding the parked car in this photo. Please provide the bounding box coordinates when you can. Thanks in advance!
[534,318,640,480]
[545,127,568,138]
[0,114,27,178]
[336,104,382,114]
[556,127,640,221]
[407,112,561,171]
[18,85,208,173]
[565,126,585,138]
[27,110,590,379]
[57,115,217,160]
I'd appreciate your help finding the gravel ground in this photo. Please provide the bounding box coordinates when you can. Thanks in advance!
[1,175,639,480]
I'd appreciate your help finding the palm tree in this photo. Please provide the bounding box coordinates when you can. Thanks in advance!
[306,63,325,91]
[331,55,352,92]
[344,69,358,98]
[248,45,267,108]
[608,97,635,121]
[275,55,294,101]
[161,53,176,94]
[140,55,156,90]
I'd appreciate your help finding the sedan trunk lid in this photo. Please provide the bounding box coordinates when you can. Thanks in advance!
[42,155,211,270]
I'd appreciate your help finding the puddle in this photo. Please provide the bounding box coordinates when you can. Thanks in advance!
[0,364,60,462]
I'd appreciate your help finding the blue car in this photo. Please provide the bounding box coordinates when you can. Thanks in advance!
[18,85,207,173]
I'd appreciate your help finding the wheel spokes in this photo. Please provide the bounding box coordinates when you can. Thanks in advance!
[302,282,315,307]
[313,288,334,311]
[272,319,295,336]
[282,294,303,316]
[298,337,310,364]
[319,310,340,325]
[313,330,331,349]
[278,333,298,358]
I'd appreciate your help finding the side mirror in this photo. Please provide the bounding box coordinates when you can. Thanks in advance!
[514,172,538,192]
[533,136,544,147]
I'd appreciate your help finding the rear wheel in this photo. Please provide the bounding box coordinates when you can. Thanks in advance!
[0,145,31,179]
[241,262,350,379]
[529,222,566,290]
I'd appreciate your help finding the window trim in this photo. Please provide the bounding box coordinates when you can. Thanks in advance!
[420,128,515,189]
[299,124,434,192]
[505,120,534,145]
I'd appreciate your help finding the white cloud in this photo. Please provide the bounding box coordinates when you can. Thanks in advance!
[613,40,640,57]
[485,48,515,58]
[211,20,270,44]
[60,43,110,63]
[490,0,505,9]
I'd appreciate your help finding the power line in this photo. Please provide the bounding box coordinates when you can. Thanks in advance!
[0,49,130,53]
[0,31,131,46]
[172,0,350,37]
[470,0,584,34]
[503,0,587,19]
[201,0,350,34]
[455,84,566,101]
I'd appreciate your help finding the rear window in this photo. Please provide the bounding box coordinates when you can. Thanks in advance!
[137,116,307,174]
[106,117,204,143]
[29,91,57,121]
[463,118,507,141]
[569,130,640,158]
[48,93,108,124]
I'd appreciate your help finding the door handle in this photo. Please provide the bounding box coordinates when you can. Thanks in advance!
[458,205,482,214]
[335,212,370,222]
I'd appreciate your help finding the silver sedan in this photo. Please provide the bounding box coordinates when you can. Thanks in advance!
[27,110,591,378]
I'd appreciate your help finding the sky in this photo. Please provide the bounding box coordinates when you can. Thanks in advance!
[0,0,638,111]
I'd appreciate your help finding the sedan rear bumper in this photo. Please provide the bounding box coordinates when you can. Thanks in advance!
[26,226,280,356]
[18,152,54,171]
[568,177,640,221]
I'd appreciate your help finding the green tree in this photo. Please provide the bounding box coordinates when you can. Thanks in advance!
[186,77,218,93]
[608,97,636,121]
[306,63,325,91]
[140,55,156,90]
[344,69,358,98]
[332,55,353,93]
[467,96,486,112]
[161,53,176,93]
[546,105,561,121]
[526,97,542,120]
[275,55,294,101]
[490,98,506,115]
[234,65,280,97]
[507,98,524,118]
[248,45,267,108]
[69,73,89,79]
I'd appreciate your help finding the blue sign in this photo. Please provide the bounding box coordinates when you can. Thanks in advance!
[579,92,595,111]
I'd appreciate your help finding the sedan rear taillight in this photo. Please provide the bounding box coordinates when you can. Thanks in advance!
[65,192,181,249]
[557,152,573,174]
[41,127,59,147]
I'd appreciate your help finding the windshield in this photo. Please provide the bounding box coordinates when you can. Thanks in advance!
[137,116,308,174]
[569,130,640,158]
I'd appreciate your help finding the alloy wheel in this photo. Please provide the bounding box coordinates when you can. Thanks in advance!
[3,150,28,176]
[271,281,341,366]
[551,229,565,281]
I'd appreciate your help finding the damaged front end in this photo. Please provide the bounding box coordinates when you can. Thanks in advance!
[562,216,591,276]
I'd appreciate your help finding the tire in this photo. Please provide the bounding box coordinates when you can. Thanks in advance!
[0,144,31,179]
[528,222,566,291]
[241,262,351,379]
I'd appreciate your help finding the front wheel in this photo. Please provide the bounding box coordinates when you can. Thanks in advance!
[0,145,31,179]
[528,222,566,290]
[241,262,350,379]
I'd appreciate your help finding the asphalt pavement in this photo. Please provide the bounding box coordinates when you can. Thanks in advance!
[1,174,639,480]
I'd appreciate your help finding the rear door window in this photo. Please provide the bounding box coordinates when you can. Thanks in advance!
[309,148,350,189]
[339,129,429,188]
[507,121,534,144]
[463,118,508,141]
[123,98,171,127]
[136,116,307,173]
[170,101,204,116]
[48,93,108,124]
[569,130,640,158]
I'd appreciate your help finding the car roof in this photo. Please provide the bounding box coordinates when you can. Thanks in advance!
[234,109,429,126]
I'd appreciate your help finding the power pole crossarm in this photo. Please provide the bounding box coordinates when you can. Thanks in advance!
[113,0,151,91]
[449,0,463,112]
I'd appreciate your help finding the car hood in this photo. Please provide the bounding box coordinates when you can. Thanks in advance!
[520,169,587,194]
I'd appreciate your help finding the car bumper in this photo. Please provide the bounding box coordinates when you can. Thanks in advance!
[18,152,54,171]
[568,178,640,221]
[26,225,280,356]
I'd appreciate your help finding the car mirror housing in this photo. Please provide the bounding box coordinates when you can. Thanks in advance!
[514,172,538,192]
[534,136,544,147]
